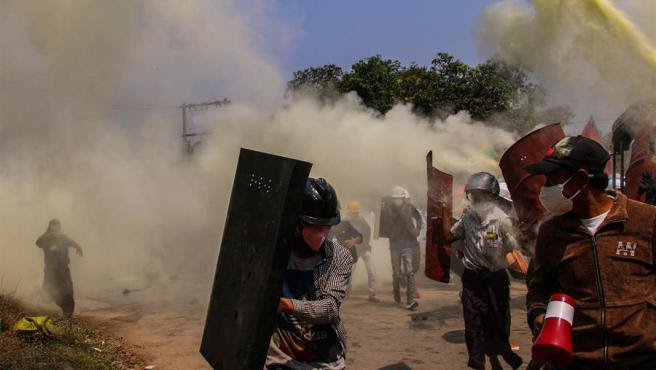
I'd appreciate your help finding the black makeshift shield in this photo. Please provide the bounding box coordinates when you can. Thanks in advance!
[200,148,312,370]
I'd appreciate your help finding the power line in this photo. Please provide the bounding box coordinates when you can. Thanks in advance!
[106,104,179,111]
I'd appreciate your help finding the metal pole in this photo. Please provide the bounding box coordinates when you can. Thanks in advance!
[612,141,617,190]
[180,98,230,157]
[612,149,617,190]
[182,104,190,155]
[620,140,625,192]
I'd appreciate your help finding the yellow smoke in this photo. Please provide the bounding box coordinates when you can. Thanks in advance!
[574,0,656,70]
[479,0,656,125]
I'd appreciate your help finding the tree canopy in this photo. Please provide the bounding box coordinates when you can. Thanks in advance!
[287,53,573,134]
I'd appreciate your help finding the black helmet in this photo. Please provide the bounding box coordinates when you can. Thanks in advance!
[465,172,500,196]
[300,178,340,226]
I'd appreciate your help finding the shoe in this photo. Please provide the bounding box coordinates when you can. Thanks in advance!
[507,353,523,370]
[368,296,380,303]
[510,342,520,351]
[489,355,503,370]
[406,301,418,310]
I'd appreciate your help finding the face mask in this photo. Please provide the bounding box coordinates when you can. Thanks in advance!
[301,224,331,251]
[393,199,404,207]
[472,202,494,218]
[539,175,582,216]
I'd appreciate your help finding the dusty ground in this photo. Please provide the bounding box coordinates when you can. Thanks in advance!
[78,274,534,370]
[343,276,533,370]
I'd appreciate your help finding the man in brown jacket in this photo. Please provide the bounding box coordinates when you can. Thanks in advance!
[525,136,656,370]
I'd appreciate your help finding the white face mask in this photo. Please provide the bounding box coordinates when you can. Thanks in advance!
[539,175,582,216]
[471,201,494,218]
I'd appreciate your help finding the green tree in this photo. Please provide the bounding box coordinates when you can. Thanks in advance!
[397,64,444,117]
[287,53,573,134]
[287,64,344,100]
[338,55,402,115]
[468,58,531,119]
[430,52,473,115]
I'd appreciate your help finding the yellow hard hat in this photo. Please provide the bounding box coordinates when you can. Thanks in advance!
[344,201,362,213]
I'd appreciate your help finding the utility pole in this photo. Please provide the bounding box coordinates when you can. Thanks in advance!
[181,98,230,155]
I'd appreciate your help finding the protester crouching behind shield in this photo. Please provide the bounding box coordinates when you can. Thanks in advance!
[385,186,422,310]
[328,209,362,299]
[329,205,362,269]
[342,201,378,303]
[266,178,355,370]
[445,173,523,370]
[35,219,83,318]
[524,136,656,369]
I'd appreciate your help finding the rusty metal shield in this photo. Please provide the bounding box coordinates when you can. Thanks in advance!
[200,148,312,370]
[625,126,656,200]
[612,102,656,195]
[581,117,613,175]
[425,151,453,283]
[581,117,602,142]
[499,123,565,235]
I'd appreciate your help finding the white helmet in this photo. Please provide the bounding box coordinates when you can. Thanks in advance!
[498,181,512,203]
[391,186,410,199]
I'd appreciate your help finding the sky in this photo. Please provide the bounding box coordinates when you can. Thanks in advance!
[265,0,656,132]
[272,0,499,77]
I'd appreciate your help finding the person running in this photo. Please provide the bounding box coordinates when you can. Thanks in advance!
[446,173,523,370]
[35,219,83,318]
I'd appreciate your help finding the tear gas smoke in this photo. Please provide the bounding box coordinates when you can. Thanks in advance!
[0,0,291,302]
[0,0,516,304]
[478,0,656,130]
[198,96,516,288]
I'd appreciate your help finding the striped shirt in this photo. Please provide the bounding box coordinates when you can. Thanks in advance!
[267,239,354,368]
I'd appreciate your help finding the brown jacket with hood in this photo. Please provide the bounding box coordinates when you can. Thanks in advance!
[527,191,656,370]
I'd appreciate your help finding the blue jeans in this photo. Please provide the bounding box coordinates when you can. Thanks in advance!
[390,247,415,304]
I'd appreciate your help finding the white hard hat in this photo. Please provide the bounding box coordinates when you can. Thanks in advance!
[498,181,512,203]
[391,186,410,199]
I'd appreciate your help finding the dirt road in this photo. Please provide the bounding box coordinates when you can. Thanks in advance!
[80,275,533,370]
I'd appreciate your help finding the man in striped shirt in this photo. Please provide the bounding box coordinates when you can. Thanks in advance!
[266,178,354,370]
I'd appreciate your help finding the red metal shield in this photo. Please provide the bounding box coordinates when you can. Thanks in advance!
[581,117,613,175]
[581,117,602,142]
[612,102,656,198]
[625,126,656,200]
[499,123,565,235]
[425,151,453,283]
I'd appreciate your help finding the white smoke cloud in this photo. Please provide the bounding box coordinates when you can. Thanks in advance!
[196,95,515,290]
[0,0,289,298]
[0,0,516,303]
[201,94,515,204]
